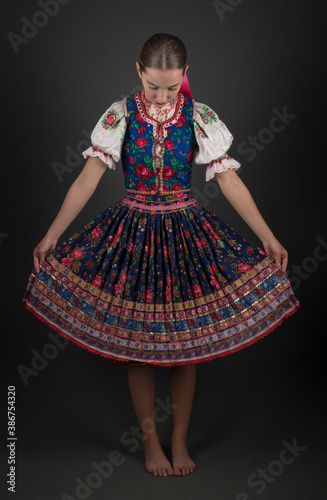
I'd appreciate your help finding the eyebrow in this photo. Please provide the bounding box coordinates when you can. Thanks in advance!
[146,80,180,88]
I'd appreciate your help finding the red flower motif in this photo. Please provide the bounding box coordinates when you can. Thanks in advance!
[135,165,151,180]
[171,183,182,191]
[91,227,102,239]
[238,263,252,273]
[176,192,187,200]
[74,297,82,307]
[136,181,146,191]
[162,166,175,181]
[175,113,186,127]
[164,140,175,151]
[128,156,133,164]
[114,282,123,295]
[119,271,127,283]
[138,125,146,134]
[62,256,73,268]
[192,284,202,298]
[136,137,148,148]
[92,275,102,288]
[210,275,221,289]
[144,289,153,302]
[197,238,206,250]
[72,248,84,259]
[104,112,117,127]
[135,110,147,123]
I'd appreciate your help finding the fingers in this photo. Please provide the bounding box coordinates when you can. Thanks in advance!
[33,249,44,274]
[275,250,288,275]
[261,239,288,276]
[33,253,40,274]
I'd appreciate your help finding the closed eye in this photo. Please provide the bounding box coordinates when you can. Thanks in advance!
[149,86,178,91]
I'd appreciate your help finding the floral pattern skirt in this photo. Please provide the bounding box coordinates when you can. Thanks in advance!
[21,192,301,367]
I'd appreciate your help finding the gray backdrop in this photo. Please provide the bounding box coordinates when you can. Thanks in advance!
[2,1,326,499]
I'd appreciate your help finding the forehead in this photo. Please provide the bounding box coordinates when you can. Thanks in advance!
[143,67,184,86]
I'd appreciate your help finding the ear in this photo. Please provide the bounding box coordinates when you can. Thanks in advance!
[184,64,189,74]
[136,61,142,78]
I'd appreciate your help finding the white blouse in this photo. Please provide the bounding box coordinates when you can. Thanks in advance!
[82,93,241,182]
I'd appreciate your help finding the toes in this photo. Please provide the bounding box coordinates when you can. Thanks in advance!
[173,463,196,476]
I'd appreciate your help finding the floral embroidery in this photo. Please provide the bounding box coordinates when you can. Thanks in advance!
[198,104,218,126]
[101,109,120,130]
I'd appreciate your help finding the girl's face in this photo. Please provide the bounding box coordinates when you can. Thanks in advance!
[136,62,189,108]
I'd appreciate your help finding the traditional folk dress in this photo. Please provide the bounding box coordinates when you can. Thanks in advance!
[21,90,301,367]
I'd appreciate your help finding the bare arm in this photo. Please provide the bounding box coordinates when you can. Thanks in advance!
[33,156,108,273]
[214,169,288,273]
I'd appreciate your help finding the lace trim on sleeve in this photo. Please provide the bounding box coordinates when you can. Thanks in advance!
[206,153,241,182]
[82,146,116,170]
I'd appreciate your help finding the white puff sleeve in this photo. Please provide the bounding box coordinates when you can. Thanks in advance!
[193,102,241,181]
[82,99,127,170]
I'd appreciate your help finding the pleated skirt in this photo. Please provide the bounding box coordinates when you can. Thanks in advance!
[21,191,301,366]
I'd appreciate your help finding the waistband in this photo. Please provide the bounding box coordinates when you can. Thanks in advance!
[120,191,198,211]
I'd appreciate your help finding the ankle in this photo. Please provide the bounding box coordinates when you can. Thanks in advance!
[143,431,160,446]
[172,433,187,446]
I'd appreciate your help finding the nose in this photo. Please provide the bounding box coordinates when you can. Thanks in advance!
[156,89,168,103]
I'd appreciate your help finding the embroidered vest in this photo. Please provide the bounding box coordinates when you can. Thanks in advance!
[122,91,197,195]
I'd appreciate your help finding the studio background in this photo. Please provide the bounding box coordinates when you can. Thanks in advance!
[2,1,326,499]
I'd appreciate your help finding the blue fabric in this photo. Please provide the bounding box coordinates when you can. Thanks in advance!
[122,92,197,194]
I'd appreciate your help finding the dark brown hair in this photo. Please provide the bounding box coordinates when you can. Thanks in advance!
[138,33,187,74]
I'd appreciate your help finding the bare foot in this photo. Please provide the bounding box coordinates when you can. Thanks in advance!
[171,436,197,476]
[143,434,174,477]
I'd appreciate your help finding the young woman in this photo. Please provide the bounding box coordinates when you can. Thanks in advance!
[21,33,301,477]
